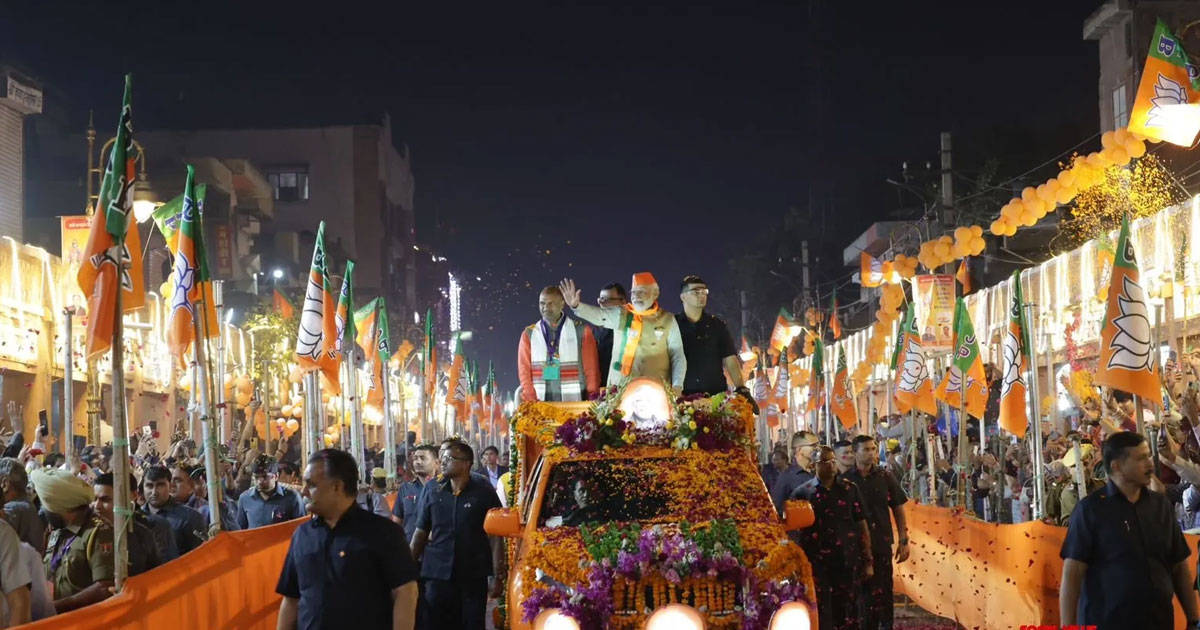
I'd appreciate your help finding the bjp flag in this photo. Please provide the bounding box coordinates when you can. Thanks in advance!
[165,165,220,366]
[830,346,857,429]
[805,337,825,413]
[77,75,146,360]
[935,298,988,420]
[296,222,340,390]
[894,308,938,417]
[423,309,437,397]
[354,297,391,408]
[1128,19,1200,147]
[999,271,1030,437]
[767,308,797,355]
[274,289,295,320]
[829,288,842,339]
[1094,213,1162,402]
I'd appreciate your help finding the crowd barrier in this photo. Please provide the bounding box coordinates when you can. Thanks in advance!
[895,503,1200,630]
[19,518,301,630]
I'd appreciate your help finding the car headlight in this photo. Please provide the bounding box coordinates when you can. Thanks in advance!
[534,609,580,630]
[769,602,812,630]
[644,604,706,630]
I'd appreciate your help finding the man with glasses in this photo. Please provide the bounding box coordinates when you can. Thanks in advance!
[518,286,600,402]
[560,272,686,389]
[410,440,505,630]
[236,455,306,529]
[593,283,628,388]
[771,430,820,515]
[674,275,750,399]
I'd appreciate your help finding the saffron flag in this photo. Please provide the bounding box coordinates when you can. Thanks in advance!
[955,258,973,295]
[165,165,219,366]
[999,271,1030,437]
[860,252,898,288]
[768,308,797,355]
[447,333,471,420]
[469,359,483,427]
[423,309,437,397]
[829,288,842,339]
[805,337,825,413]
[1128,19,1200,147]
[326,260,356,396]
[830,346,857,429]
[1094,213,1163,402]
[151,183,206,255]
[354,297,388,408]
[894,308,938,417]
[77,74,146,360]
[935,298,988,420]
[274,289,295,320]
[296,222,340,391]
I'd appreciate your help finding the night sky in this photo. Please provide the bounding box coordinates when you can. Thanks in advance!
[4,1,1101,388]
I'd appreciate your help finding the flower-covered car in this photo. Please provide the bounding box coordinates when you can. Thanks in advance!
[486,379,816,630]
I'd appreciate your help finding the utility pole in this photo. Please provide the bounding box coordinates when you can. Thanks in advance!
[940,131,954,230]
[801,240,811,310]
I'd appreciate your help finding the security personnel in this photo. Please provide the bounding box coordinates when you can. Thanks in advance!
[92,472,163,576]
[410,439,505,630]
[275,449,418,629]
[237,455,306,529]
[31,467,115,613]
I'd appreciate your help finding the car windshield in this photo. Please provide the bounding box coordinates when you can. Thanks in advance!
[537,454,772,528]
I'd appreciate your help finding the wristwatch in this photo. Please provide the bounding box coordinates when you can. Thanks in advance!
[898,537,909,545]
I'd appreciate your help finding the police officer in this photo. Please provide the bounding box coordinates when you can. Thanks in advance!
[31,467,113,613]
[410,439,505,630]
[237,455,306,529]
[92,472,163,576]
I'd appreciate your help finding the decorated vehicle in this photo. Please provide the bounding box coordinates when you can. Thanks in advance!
[486,378,817,630]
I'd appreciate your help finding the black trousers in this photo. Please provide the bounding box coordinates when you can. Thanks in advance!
[859,555,894,630]
[812,561,860,630]
[424,576,488,630]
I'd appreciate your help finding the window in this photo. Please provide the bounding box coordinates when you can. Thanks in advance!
[1113,84,1129,129]
[267,167,309,202]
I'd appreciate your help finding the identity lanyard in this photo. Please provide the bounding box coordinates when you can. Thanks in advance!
[539,317,566,360]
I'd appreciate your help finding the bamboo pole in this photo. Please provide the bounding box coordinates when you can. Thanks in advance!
[1024,302,1045,520]
[383,363,397,487]
[193,300,222,534]
[111,255,130,591]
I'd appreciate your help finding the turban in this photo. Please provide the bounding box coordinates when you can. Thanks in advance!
[31,467,95,514]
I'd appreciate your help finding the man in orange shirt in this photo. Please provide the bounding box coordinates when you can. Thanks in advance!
[518,286,599,402]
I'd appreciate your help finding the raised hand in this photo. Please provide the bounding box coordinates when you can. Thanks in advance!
[559,278,582,308]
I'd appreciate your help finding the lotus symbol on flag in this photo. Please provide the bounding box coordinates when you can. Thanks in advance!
[898,343,928,393]
[296,274,326,361]
[1108,275,1154,372]
[944,366,963,393]
[834,388,852,407]
[1001,329,1024,398]
[170,257,196,318]
[1148,73,1189,129]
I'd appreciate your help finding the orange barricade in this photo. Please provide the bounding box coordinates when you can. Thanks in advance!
[895,504,1200,630]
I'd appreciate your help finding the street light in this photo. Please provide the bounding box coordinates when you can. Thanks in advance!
[272,268,284,280]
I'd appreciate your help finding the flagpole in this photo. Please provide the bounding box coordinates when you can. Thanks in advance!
[193,302,223,533]
[111,252,130,592]
[1024,302,1045,520]
[383,361,397,487]
[957,380,968,512]
[62,308,75,464]
[348,342,365,480]
[214,281,228,445]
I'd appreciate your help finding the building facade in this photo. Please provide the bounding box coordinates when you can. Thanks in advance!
[0,67,42,242]
[136,115,418,317]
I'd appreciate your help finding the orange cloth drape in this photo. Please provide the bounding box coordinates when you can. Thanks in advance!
[21,518,301,630]
[19,494,397,630]
[895,504,1199,630]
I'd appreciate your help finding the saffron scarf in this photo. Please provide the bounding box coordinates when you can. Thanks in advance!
[614,302,660,376]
